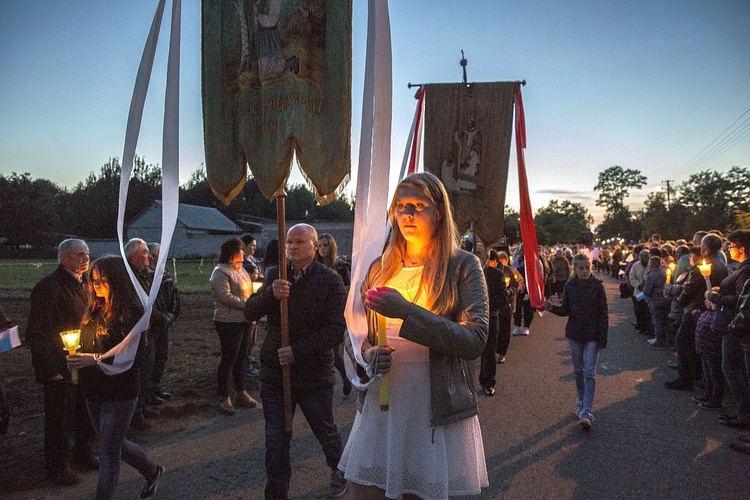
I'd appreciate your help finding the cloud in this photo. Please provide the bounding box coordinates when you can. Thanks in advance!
[534,189,595,202]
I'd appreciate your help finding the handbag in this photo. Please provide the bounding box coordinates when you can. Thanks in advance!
[619,282,633,299]
[728,278,750,340]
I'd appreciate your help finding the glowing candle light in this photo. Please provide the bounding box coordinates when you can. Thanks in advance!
[697,259,712,277]
[252,281,263,294]
[504,276,511,287]
[60,329,81,384]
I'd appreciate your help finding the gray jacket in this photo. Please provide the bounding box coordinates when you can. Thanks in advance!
[353,249,489,427]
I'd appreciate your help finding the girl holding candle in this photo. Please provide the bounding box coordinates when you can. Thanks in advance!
[65,256,164,499]
[339,172,489,499]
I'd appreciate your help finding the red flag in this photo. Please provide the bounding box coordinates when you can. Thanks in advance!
[515,84,545,310]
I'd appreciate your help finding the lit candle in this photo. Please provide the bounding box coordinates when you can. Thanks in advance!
[697,259,712,277]
[504,276,511,287]
[377,313,389,411]
[252,281,263,294]
[60,329,81,384]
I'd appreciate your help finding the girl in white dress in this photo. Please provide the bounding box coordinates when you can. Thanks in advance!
[340,172,489,499]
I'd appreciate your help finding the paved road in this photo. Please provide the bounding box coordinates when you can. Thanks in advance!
[13,276,750,499]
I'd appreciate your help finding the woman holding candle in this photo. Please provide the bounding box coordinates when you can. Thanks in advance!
[66,256,164,499]
[210,237,258,415]
[666,234,728,391]
[340,172,489,499]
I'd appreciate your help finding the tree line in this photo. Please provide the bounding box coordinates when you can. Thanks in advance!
[0,157,354,253]
[1,158,747,254]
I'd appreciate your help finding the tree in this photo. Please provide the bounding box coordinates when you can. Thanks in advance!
[534,200,593,245]
[64,157,162,238]
[503,206,520,246]
[594,166,647,214]
[676,167,750,232]
[0,173,65,253]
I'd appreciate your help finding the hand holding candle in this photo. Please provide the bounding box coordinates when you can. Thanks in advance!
[60,329,81,384]
[697,260,714,309]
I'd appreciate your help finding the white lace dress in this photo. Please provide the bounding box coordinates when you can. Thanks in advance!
[339,266,488,499]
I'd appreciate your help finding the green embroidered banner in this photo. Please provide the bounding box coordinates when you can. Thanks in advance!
[202,0,352,205]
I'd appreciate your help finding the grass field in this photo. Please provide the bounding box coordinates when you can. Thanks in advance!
[0,258,218,292]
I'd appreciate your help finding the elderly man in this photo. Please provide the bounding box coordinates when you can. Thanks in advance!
[245,224,348,499]
[146,242,180,404]
[26,238,96,486]
[124,238,175,430]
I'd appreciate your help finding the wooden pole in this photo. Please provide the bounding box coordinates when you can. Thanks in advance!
[276,192,293,431]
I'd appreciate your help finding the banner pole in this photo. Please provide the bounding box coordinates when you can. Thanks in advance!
[276,192,293,432]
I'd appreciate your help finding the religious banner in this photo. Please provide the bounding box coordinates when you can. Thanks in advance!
[423,82,515,245]
[202,0,352,204]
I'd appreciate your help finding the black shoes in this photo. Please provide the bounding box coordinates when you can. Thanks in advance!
[145,393,165,406]
[483,387,495,396]
[721,416,750,429]
[50,466,80,487]
[140,464,165,499]
[664,379,693,391]
[154,390,172,400]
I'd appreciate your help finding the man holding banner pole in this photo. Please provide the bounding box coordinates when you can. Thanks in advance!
[245,223,348,499]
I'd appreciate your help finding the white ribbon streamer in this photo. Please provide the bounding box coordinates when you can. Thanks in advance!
[99,0,181,375]
[343,0,392,388]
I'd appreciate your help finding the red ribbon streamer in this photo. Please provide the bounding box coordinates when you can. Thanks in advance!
[514,84,545,310]
[408,86,425,174]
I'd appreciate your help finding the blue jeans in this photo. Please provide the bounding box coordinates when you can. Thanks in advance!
[568,339,599,414]
[86,398,157,500]
[260,382,343,500]
[649,303,672,344]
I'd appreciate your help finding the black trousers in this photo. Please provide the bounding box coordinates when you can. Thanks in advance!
[676,312,703,383]
[496,314,512,357]
[43,379,94,474]
[215,321,251,397]
[480,314,500,389]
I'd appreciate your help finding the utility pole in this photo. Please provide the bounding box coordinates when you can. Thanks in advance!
[662,180,674,212]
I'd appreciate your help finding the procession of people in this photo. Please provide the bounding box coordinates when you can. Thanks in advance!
[4,171,750,499]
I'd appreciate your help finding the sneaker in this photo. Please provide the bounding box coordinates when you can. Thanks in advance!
[219,397,236,415]
[521,327,530,336]
[575,400,583,418]
[483,386,495,396]
[647,338,658,345]
[235,391,258,409]
[330,468,347,498]
[512,326,522,336]
[497,356,506,364]
[579,412,593,430]
[140,464,165,498]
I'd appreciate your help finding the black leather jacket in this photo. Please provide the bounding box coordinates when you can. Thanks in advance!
[355,249,489,427]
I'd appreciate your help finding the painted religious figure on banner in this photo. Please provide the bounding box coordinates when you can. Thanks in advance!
[441,115,482,193]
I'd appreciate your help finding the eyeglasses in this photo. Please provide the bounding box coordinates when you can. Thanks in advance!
[92,279,107,286]
[728,244,741,250]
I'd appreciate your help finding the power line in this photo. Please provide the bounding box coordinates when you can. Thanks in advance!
[672,104,750,180]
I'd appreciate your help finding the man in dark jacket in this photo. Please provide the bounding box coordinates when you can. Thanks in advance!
[26,238,96,485]
[477,245,510,396]
[245,223,348,499]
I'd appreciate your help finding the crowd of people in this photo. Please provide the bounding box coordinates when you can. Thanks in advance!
[7,170,750,498]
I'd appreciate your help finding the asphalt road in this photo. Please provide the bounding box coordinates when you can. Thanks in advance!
[12,275,750,499]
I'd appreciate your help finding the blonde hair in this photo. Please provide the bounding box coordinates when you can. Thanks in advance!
[373,172,460,315]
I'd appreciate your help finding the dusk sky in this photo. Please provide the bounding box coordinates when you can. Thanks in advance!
[1,0,748,224]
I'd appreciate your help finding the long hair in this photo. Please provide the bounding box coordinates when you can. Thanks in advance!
[373,172,460,315]
[316,233,338,269]
[86,255,144,329]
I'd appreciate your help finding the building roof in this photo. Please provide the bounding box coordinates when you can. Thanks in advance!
[140,201,243,233]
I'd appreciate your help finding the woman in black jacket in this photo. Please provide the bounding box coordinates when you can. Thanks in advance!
[66,256,164,499]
